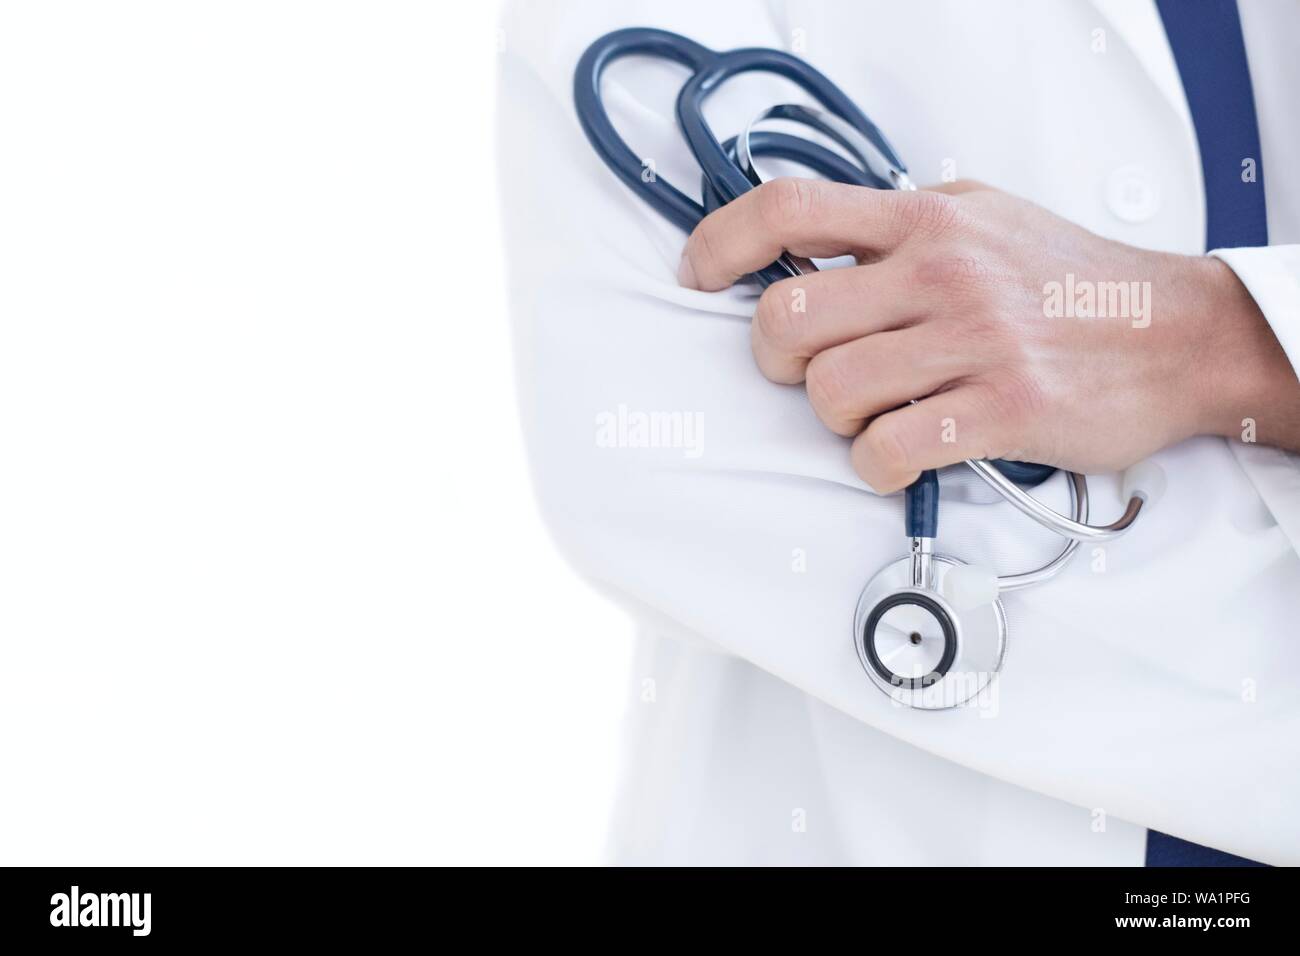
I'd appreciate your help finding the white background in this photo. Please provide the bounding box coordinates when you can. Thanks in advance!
[0,1,631,864]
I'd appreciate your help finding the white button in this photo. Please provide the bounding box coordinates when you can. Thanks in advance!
[1105,164,1161,223]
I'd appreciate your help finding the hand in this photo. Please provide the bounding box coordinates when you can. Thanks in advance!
[676,178,1300,492]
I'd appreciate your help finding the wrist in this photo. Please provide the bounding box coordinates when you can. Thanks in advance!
[1175,255,1297,444]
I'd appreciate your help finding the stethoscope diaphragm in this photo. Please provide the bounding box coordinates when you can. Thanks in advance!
[855,555,1007,710]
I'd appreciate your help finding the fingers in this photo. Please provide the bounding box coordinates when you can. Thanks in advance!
[850,387,1015,493]
[751,262,918,384]
[804,329,962,437]
[682,177,1017,492]
[678,179,958,292]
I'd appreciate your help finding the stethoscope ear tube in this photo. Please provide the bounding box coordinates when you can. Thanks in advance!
[676,45,910,225]
[736,103,898,191]
[965,459,1151,542]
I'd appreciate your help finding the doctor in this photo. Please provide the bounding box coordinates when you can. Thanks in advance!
[497,0,1300,865]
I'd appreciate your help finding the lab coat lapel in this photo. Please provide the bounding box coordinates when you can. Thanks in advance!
[1089,0,1195,138]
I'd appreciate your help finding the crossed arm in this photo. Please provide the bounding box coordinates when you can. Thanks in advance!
[675,178,1300,492]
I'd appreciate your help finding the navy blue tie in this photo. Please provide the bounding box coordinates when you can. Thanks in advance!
[1157,0,1268,248]
[1148,0,1267,867]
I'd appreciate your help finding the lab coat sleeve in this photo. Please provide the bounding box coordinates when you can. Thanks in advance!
[1209,245,1300,551]
[497,0,888,703]
[496,0,1300,865]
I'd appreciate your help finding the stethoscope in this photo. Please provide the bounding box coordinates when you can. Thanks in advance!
[574,28,1165,709]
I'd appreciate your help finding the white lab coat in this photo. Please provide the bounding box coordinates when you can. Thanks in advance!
[496,0,1300,865]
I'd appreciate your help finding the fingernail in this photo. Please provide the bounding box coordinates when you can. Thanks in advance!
[677,252,698,289]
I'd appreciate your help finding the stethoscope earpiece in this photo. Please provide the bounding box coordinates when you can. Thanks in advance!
[1122,460,1168,509]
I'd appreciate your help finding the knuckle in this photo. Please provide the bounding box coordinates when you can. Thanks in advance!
[909,249,991,295]
[862,419,912,475]
[984,369,1047,427]
[805,351,853,422]
[901,190,961,239]
[758,178,816,231]
[754,282,806,351]
[687,223,720,275]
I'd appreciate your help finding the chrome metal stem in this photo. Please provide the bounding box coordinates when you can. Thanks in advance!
[996,471,1087,592]
[909,536,934,589]
[965,459,1144,542]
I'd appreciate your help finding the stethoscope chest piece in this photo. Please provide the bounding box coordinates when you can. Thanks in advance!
[854,556,1006,710]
